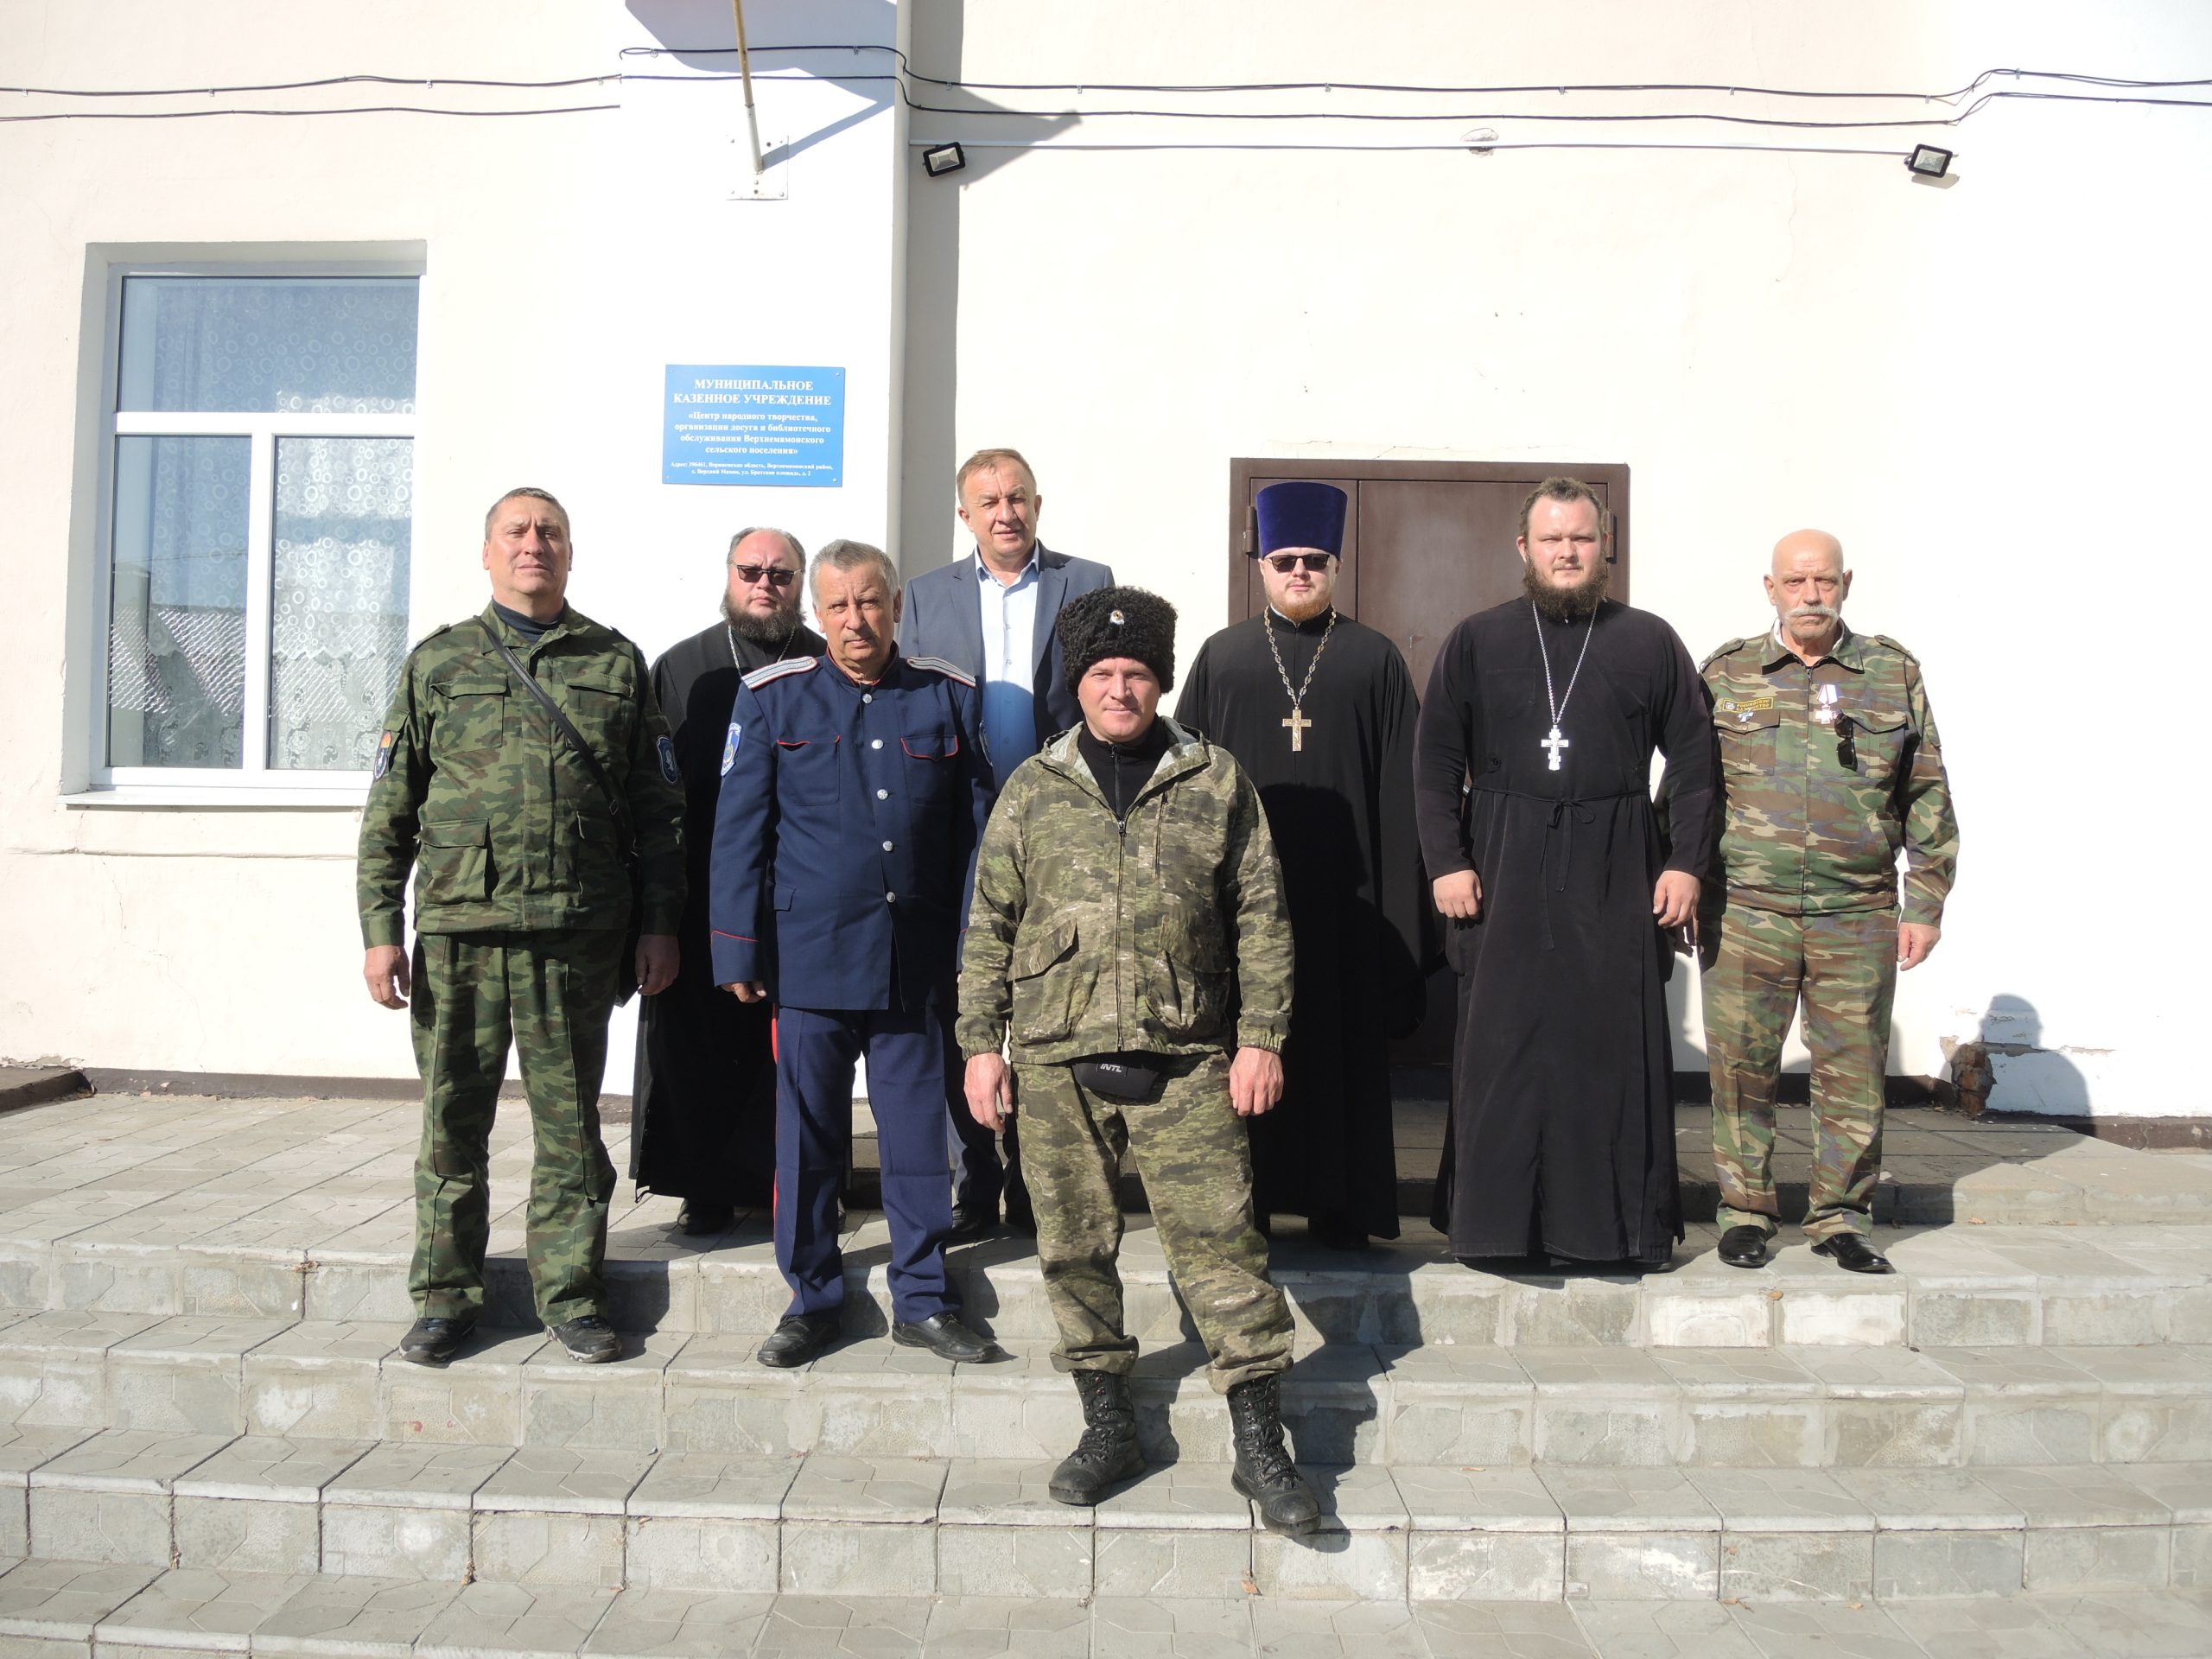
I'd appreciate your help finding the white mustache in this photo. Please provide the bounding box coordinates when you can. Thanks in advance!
[1786,603,1839,622]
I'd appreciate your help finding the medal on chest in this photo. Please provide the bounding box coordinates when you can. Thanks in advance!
[1814,682,1840,726]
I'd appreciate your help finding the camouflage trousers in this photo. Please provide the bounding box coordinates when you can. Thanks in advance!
[408,929,623,1325]
[1015,1052,1293,1394]
[1700,905,1898,1242]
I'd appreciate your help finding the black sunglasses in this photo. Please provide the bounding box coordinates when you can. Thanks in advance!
[729,563,799,588]
[1264,553,1334,574]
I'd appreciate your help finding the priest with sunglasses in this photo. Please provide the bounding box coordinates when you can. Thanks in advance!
[1175,482,1432,1249]
[628,528,824,1237]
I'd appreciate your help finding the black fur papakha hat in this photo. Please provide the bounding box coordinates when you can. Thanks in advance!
[1058,586,1177,696]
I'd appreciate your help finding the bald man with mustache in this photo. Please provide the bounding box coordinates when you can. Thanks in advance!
[1697,530,1960,1275]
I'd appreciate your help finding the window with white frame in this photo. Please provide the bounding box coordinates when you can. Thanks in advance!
[100,271,418,785]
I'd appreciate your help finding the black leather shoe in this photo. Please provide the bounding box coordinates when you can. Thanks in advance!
[1001,1186,1037,1237]
[947,1201,998,1243]
[756,1313,841,1369]
[550,1314,622,1363]
[1812,1234,1895,1274]
[399,1314,475,1366]
[1717,1225,1770,1269]
[1227,1376,1321,1536]
[892,1311,1003,1363]
[680,1201,734,1237]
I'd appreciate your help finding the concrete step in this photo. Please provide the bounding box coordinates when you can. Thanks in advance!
[9,1209,2209,1353]
[2,1562,2207,1659]
[2,1318,2209,1471]
[0,1440,2206,1605]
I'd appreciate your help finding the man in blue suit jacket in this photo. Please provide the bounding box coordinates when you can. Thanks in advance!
[713,539,1001,1370]
[899,448,1115,1239]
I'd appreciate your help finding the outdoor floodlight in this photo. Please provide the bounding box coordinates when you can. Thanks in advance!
[922,143,968,178]
[1905,144,1954,179]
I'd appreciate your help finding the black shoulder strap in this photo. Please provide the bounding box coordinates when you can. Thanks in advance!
[480,622,636,864]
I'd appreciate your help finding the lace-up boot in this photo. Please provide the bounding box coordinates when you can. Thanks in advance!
[1048,1370,1145,1505]
[1227,1375,1320,1535]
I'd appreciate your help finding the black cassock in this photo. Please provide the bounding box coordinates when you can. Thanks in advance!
[1413,598,1716,1264]
[630,617,825,1207]
[1178,610,1432,1240]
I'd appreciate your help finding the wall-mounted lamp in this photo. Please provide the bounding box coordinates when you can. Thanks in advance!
[1905,144,1954,179]
[922,143,968,178]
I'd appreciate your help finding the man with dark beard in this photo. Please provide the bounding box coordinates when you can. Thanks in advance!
[1414,479,1717,1268]
[630,527,824,1235]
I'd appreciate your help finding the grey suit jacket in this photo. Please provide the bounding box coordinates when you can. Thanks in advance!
[899,542,1116,759]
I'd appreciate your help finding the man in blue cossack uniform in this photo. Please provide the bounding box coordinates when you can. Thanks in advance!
[710,537,1001,1368]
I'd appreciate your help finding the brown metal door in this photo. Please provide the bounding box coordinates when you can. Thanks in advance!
[1226,460,1631,1065]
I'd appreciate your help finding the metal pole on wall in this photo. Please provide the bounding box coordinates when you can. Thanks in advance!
[732,0,764,179]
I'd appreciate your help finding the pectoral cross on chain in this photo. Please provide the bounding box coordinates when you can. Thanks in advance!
[1541,725,1570,771]
[1282,707,1313,753]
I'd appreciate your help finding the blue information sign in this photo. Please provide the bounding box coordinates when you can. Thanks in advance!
[663,364,845,487]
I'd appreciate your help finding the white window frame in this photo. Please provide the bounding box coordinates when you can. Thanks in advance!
[84,258,423,803]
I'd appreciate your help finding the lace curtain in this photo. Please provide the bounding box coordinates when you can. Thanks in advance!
[107,277,417,772]
[271,437,413,771]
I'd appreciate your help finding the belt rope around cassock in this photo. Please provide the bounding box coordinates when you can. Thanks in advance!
[1469,785,1643,952]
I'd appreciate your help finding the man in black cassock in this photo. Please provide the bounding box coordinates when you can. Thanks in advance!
[1414,478,1716,1268]
[1177,481,1429,1249]
[630,527,826,1235]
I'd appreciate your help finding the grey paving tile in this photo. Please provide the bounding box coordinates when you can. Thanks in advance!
[2115,1461,2212,1523]
[1686,1467,1874,1531]
[1830,1467,2026,1529]
[414,1578,618,1656]
[95,1565,310,1649]
[626,1452,798,1521]
[324,1441,514,1510]
[1570,1599,1764,1659]
[1539,1467,1718,1531]
[1096,1459,1252,1529]
[780,1455,947,1523]
[1091,1596,1251,1657]
[750,1593,933,1656]
[1392,1464,1561,1532]
[1725,1599,1928,1658]
[28,1428,233,1493]
[1878,1593,2095,1657]
[253,1573,464,1656]
[474,1446,652,1516]
[938,1458,1079,1526]
[171,1435,372,1503]
[1972,1463,2173,1526]
[2036,1590,2212,1657]
[0,1558,162,1640]
[1409,1599,1596,1656]
[914,1594,1090,1656]
[580,1586,778,1656]
[1254,1600,1427,1657]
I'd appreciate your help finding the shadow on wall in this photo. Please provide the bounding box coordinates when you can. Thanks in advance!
[1948,992,2090,1116]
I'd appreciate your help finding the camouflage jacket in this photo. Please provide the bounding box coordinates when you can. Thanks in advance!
[357,604,686,946]
[1701,625,1958,925]
[956,719,1294,1065]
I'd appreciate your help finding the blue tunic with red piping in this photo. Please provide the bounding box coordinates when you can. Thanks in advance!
[708,648,993,1012]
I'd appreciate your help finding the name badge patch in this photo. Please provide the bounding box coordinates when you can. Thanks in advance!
[657,734,680,785]
[720,721,742,776]
[372,730,397,780]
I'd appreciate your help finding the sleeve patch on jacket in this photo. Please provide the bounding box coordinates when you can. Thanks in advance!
[720,721,742,776]
[372,730,397,780]
[658,734,680,785]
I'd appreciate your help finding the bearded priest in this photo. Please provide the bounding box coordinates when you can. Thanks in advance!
[1413,478,1718,1268]
[1176,481,1430,1249]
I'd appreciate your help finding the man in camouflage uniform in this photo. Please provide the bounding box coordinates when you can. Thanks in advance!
[359,487,686,1363]
[959,587,1319,1535]
[1700,529,1959,1274]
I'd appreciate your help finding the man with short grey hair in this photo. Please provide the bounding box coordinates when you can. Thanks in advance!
[710,538,1000,1368]
[631,527,824,1236]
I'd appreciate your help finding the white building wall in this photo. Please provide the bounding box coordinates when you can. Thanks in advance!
[0,0,906,1082]
[2,1,2204,1116]
[896,0,2212,1116]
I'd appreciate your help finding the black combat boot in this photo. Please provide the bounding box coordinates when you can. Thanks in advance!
[1048,1370,1146,1505]
[1227,1375,1321,1535]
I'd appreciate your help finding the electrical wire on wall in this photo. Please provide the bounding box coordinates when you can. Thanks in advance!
[4,51,2206,167]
